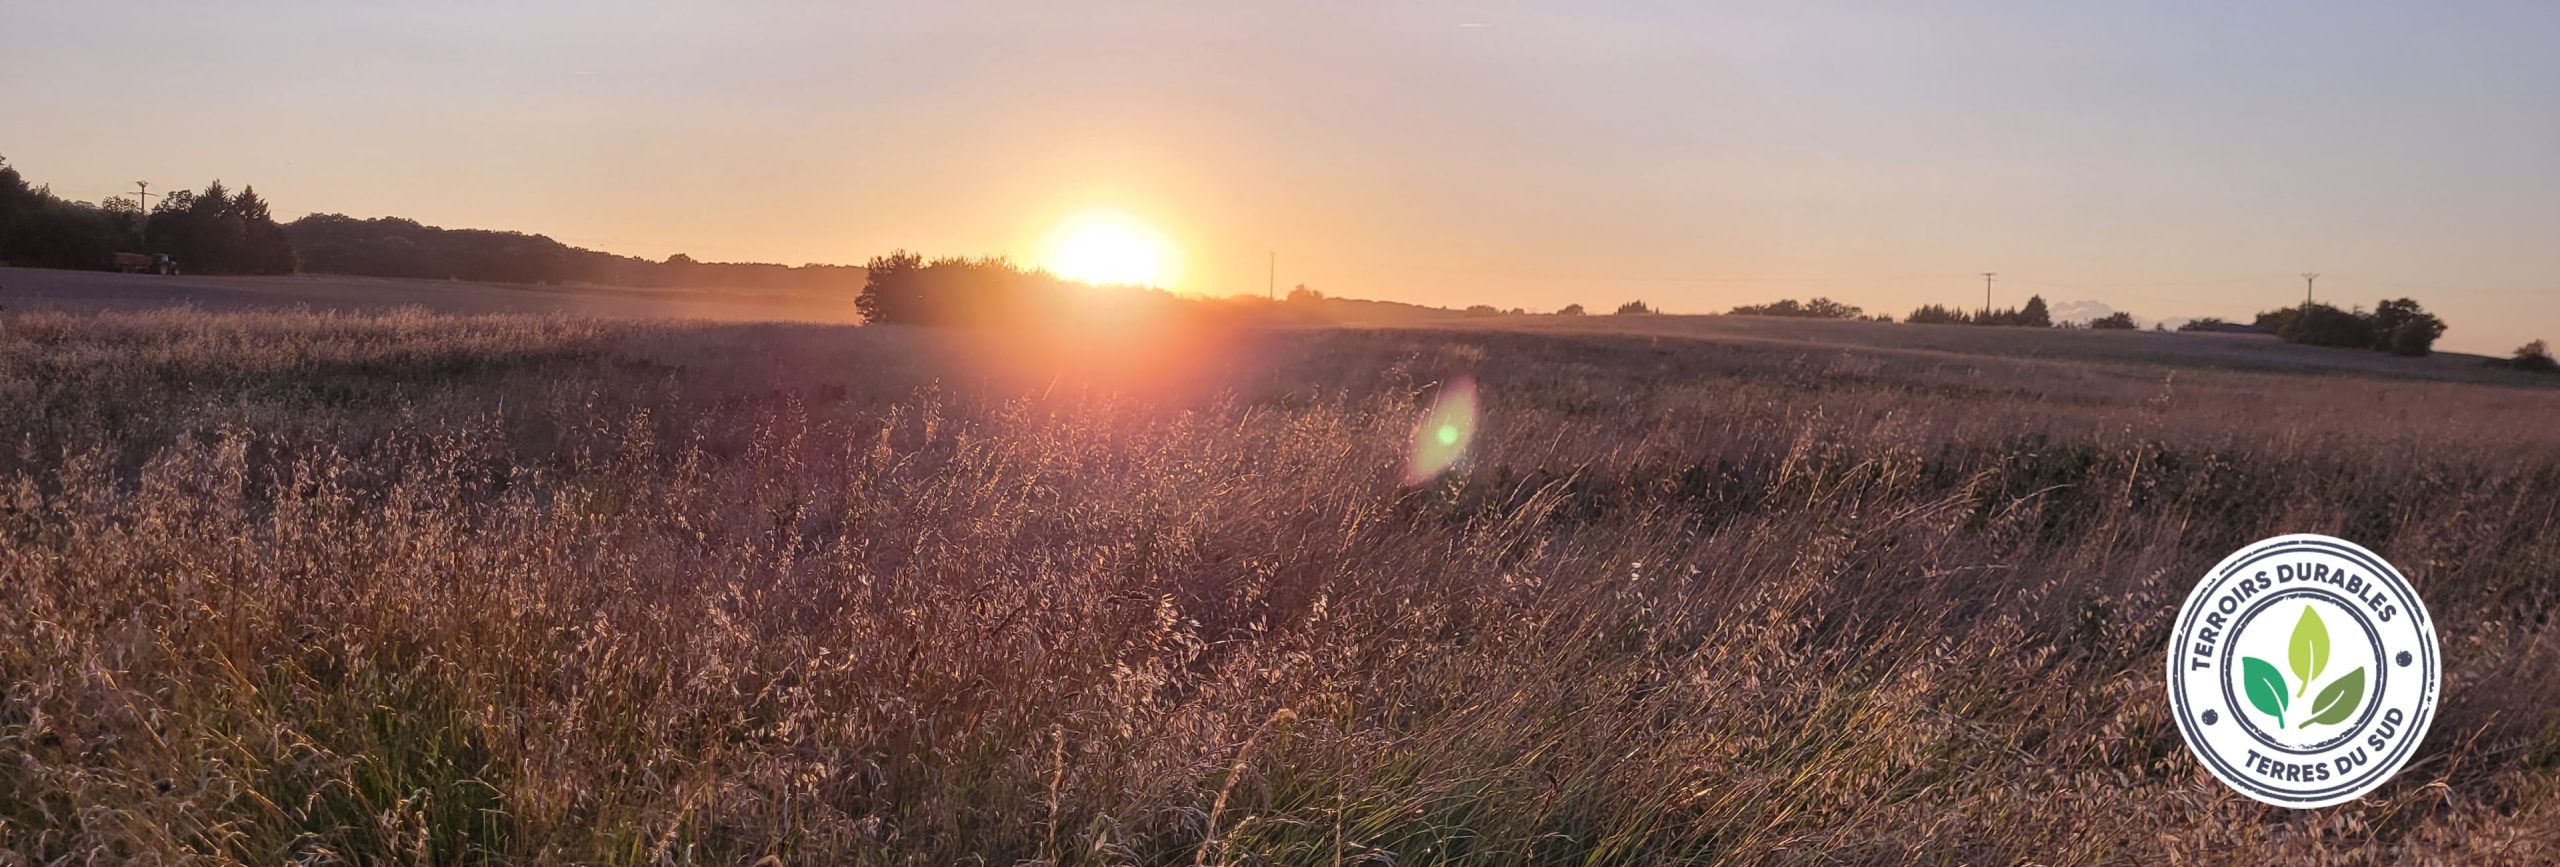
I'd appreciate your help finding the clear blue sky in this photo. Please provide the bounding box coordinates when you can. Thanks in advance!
[5,1,2556,352]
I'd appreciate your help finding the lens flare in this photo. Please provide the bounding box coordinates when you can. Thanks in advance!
[1403,377,1479,485]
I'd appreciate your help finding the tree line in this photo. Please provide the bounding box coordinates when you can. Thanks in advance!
[0,155,872,293]
[1721,291,2472,358]
[1728,297,1883,320]
[1,156,294,275]
[1906,296,2056,327]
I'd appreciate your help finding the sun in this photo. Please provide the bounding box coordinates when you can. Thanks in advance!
[1042,212,1175,288]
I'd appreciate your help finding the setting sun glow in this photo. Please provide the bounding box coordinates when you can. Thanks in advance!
[1042,212,1175,288]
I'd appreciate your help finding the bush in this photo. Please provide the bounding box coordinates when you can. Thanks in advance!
[1556,303,1585,316]
[1906,304,1970,325]
[2089,312,2138,330]
[2515,340,2558,373]
[856,251,1078,326]
[2257,299,2448,356]
[1614,300,1654,315]
[2375,298,2446,356]
[2387,319,2441,356]
[2275,304,2379,348]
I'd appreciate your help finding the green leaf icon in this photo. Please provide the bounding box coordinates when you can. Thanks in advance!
[2289,605,2329,697]
[2299,667,2367,728]
[2241,656,2289,727]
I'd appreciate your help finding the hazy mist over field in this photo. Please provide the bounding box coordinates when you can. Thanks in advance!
[5,1,2557,352]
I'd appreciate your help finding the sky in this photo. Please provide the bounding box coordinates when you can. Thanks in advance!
[5,1,2557,353]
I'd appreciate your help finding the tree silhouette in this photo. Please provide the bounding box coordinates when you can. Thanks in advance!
[2373,298,2447,356]
[2514,340,2557,373]
[126,180,296,274]
[1729,297,1864,319]
[2018,295,2051,328]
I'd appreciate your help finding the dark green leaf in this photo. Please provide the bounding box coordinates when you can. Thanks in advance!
[2300,667,2366,728]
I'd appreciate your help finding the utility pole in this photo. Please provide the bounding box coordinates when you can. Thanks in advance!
[2301,272,2319,310]
[1267,251,1276,300]
[1982,272,1996,318]
[134,181,153,243]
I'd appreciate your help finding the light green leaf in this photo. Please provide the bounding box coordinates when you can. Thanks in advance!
[2241,656,2289,727]
[2289,605,2330,697]
[2300,667,2367,728]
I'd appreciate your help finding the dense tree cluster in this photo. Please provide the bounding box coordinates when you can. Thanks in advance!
[2088,312,2139,330]
[2253,299,2447,356]
[1614,300,1654,315]
[0,157,290,274]
[287,214,868,295]
[147,182,298,275]
[856,251,1233,327]
[1906,295,2051,327]
[1,158,127,270]
[1727,297,1865,319]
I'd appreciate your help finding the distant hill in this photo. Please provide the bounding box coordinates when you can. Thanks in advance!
[285,214,868,298]
[1286,293,1466,325]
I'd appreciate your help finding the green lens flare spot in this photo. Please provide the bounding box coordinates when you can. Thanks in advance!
[1402,377,1481,486]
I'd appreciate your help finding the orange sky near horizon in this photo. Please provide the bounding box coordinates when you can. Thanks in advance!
[6,2,2558,353]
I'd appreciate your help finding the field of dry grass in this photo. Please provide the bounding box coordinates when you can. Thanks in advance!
[0,266,868,323]
[2,307,2557,864]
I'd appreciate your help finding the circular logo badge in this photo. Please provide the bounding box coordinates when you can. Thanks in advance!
[2167,534,2440,808]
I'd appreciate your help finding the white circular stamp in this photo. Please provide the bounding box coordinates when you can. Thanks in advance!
[2166,534,2440,808]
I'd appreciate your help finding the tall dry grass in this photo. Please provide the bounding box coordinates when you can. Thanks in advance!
[1,308,2556,864]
